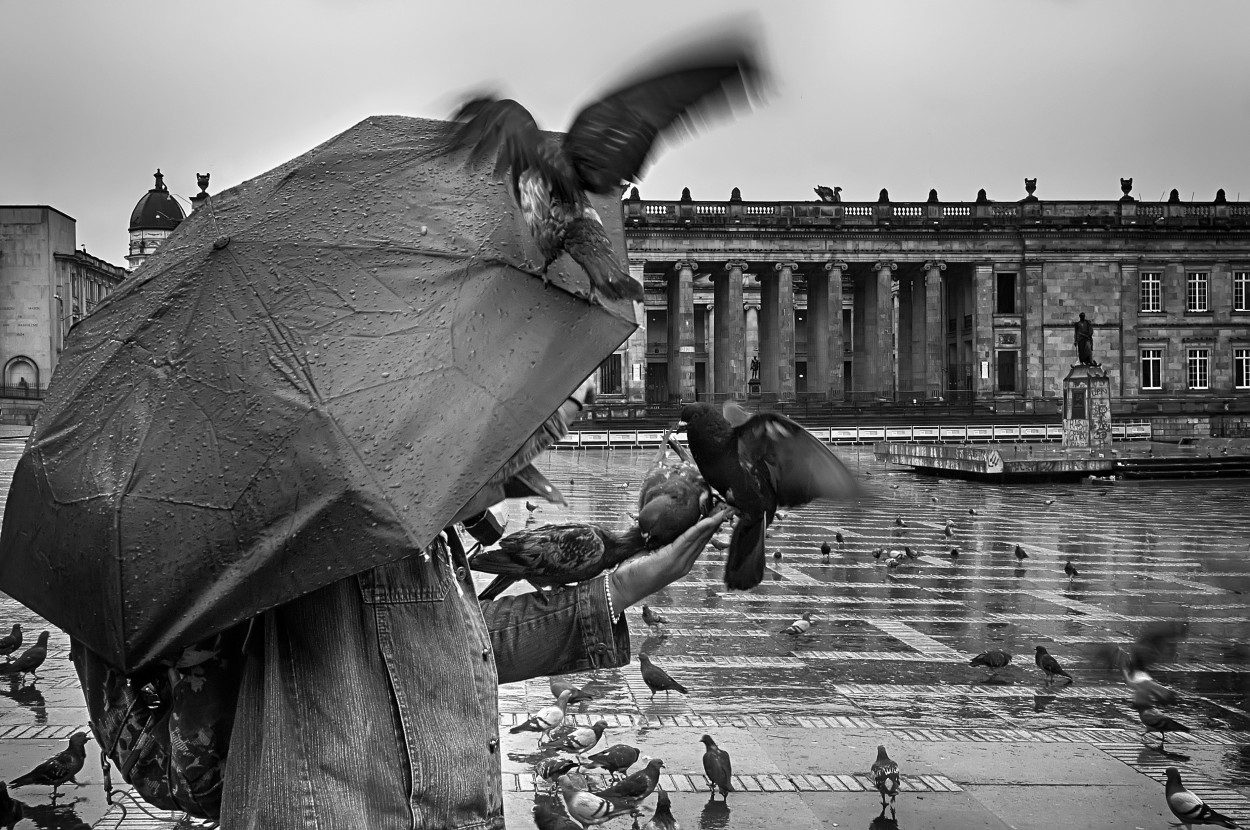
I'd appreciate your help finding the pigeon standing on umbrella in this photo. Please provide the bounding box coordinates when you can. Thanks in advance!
[10,732,91,796]
[510,689,573,744]
[700,735,734,801]
[639,653,688,700]
[1164,767,1239,829]
[1035,646,1073,685]
[449,32,763,305]
[0,624,20,657]
[679,401,860,589]
[871,745,901,815]
[471,523,644,601]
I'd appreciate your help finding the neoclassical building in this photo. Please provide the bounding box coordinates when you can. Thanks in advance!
[601,183,1250,417]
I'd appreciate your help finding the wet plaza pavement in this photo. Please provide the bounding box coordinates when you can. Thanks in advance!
[2,438,1250,828]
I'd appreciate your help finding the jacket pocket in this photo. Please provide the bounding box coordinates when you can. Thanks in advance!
[356,538,452,604]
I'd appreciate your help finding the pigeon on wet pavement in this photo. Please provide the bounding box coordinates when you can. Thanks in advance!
[472,523,644,601]
[580,743,641,779]
[970,649,1012,677]
[1014,545,1028,561]
[0,624,20,657]
[550,677,595,705]
[1035,646,1073,685]
[637,433,712,549]
[1165,767,1239,829]
[593,758,664,808]
[11,732,91,795]
[1,631,49,680]
[949,547,960,559]
[836,531,845,546]
[0,781,22,830]
[679,401,859,590]
[534,800,583,830]
[535,757,581,787]
[820,541,832,559]
[559,774,634,826]
[1120,654,1179,709]
[871,745,901,812]
[511,690,573,742]
[642,605,669,636]
[1140,707,1191,748]
[944,523,954,539]
[643,788,679,830]
[1065,560,1079,581]
[639,653,688,700]
[700,735,734,801]
[547,720,609,754]
[783,612,814,635]
[894,516,905,527]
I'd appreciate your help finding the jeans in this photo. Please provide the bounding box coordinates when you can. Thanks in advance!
[220,531,629,829]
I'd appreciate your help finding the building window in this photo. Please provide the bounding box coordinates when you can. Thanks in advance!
[1235,271,1250,312]
[1236,348,1250,389]
[1140,348,1162,390]
[1140,272,1162,312]
[598,353,623,395]
[996,351,1017,393]
[1187,348,1209,390]
[996,273,1017,314]
[1186,272,1209,312]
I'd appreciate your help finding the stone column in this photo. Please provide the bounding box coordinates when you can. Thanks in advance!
[667,260,697,401]
[624,260,648,401]
[923,260,946,398]
[774,262,797,400]
[973,262,995,400]
[897,273,914,397]
[873,260,898,399]
[1119,261,1138,397]
[807,261,834,400]
[825,261,847,400]
[715,262,747,399]
[1022,259,1044,398]
[759,268,778,395]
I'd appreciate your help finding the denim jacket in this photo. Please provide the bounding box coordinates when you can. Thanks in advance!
[220,530,630,829]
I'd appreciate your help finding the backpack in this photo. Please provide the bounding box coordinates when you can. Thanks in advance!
[70,623,249,820]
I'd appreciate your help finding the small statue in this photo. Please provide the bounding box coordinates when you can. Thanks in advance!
[750,355,760,380]
[813,185,841,203]
[1073,312,1100,368]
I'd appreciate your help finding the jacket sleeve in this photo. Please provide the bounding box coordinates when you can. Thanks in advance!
[482,576,631,684]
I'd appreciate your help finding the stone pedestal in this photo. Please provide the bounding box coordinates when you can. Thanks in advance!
[1062,365,1111,450]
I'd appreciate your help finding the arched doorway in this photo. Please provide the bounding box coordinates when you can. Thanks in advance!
[4,357,39,396]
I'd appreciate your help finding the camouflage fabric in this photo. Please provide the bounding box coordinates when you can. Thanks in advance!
[71,624,248,820]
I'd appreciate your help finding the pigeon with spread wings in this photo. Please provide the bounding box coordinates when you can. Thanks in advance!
[680,402,860,589]
[449,32,763,305]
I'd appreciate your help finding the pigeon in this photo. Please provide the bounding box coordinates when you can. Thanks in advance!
[2,631,49,680]
[472,523,645,601]
[1064,560,1079,580]
[1119,652,1179,709]
[511,689,573,742]
[944,524,954,539]
[1164,767,1239,829]
[449,33,762,305]
[969,508,977,515]
[870,745,901,812]
[970,649,1012,677]
[526,500,540,513]
[550,677,595,705]
[1140,707,1190,748]
[559,774,635,826]
[949,547,960,559]
[11,732,91,795]
[593,758,664,808]
[580,743,641,779]
[1034,646,1072,685]
[535,757,581,787]
[783,612,814,636]
[1132,621,1190,668]
[548,720,609,754]
[0,625,20,657]
[636,433,713,549]
[643,788,679,830]
[820,541,832,558]
[836,531,845,546]
[1014,545,1028,561]
[642,605,669,636]
[679,402,859,589]
[639,653,688,700]
[534,800,584,830]
[873,547,885,560]
[894,516,905,526]
[0,782,22,830]
[700,735,734,801]
[903,547,919,560]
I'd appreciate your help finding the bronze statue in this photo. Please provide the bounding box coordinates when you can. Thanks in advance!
[1074,312,1099,368]
[750,355,760,380]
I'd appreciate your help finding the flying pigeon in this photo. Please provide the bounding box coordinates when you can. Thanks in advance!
[559,774,635,826]
[2,631,49,680]
[1164,767,1239,829]
[593,758,665,808]
[639,653,688,700]
[1065,560,1079,581]
[1119,653,1179,709]
[471,523,644,601]
[970,649,1012,677]
[871,745,901,812]
[10,732,91,795]
[580,743,641,779]
[1034,646,1072,685]
[0,624,20,657]
[510,689,573,742]
[0,782,22,830]
[642,605,669,636]
[700,735,734,801]
[547,719,609,754]
[783,612,815,636]
[643,788,679,830]
[550,677,595,705]
[449,33,762,305]
[679,402,858,589]
[636,433,713,549]
[1014,545,1028,561]
[1140,707,1191,748]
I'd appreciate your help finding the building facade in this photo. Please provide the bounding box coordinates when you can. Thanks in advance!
[604,185,1250,418]
[127,169,186,271]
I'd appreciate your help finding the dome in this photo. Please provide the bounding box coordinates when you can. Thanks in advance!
[128,169,185,232]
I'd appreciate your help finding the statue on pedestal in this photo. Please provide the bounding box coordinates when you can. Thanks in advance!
[1073,312,1100,368]
[750,355,760,380]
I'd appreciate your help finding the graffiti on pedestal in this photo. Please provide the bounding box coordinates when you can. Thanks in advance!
[1065,418,1090,447]
[1090,382,1111,444]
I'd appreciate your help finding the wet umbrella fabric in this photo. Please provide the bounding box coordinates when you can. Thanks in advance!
[0,115,635,673]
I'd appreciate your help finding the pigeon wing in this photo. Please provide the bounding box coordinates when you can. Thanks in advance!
[735,413,861,508]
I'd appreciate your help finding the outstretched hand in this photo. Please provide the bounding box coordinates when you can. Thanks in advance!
[608,506,736,612]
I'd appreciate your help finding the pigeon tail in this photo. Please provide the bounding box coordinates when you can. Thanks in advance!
[724,514,766,589]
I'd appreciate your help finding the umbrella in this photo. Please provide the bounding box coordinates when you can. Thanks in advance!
[0,115,636,673]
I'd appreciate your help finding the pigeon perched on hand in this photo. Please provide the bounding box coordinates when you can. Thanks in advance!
[550,677,595,705]
[871,745,901,812]
[472,523,644,601]
[548,719,609,754]
[637,433,713,549]
[643,788,679,830]
[449,32,762,305]
[1034,646,1072,685]
[700,734,734,801]
[642,605,669,636]
[593,758,664,808]
[0,782,23,830]
[2,631,49,680]
[639,653,688,700]
[510,689,573,743]
[581,743,641,779]
[680,401,860,589]
[1164,767,1239,829]
[559,774,635,826]
[1139,707,1191,748]
[0,624,20,657]
[783,612,814,636]
[970,649,1012,678]
[11,732,91,795]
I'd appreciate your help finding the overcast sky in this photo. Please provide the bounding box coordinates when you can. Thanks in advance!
[4,0,1249,267]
